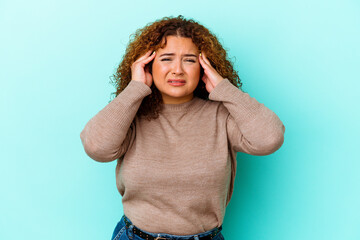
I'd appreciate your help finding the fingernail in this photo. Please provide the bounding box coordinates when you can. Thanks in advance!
[152,51,155,55]
[199,53,202,57]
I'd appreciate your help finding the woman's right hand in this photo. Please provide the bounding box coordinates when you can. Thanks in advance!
[131,50,156,87]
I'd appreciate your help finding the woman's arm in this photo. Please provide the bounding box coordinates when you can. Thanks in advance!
[80,80,151,162]
[199,52,285,155]
[209,79,285,155]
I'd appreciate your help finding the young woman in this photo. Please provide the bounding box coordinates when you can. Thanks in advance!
[80,15,285,240]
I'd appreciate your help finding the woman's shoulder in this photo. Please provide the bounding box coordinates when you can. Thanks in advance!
[195,97,229,115]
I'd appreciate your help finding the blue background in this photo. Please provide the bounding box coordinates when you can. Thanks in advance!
[1,0,359,239]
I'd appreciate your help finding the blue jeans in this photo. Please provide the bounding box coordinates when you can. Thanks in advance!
[111,215,225,240]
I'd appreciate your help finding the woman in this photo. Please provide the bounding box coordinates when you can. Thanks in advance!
[80,15,285,240]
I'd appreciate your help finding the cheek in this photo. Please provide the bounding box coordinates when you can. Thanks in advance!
[188,64,201,79]
[152,61,168,77]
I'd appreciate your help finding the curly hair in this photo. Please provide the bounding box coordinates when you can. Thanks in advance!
[110,15,242,120]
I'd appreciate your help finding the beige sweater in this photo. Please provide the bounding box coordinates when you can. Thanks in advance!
[80,79,285,235]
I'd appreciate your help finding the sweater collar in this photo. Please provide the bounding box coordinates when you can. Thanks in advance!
[160,96,203,113]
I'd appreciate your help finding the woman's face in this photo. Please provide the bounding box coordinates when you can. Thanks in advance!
[151,36,201,104]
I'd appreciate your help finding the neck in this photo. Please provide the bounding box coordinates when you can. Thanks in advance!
[162,93,194,104]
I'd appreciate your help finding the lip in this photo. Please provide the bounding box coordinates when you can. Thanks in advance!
[168,79,186,86]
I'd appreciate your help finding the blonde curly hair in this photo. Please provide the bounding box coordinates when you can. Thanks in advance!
[110,15,242,120]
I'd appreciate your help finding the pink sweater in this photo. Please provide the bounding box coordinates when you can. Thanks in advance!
[80,79,285,235]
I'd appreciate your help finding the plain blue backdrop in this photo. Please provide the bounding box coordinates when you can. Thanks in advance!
[1,0,359,239]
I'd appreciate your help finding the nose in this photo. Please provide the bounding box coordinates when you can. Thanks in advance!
[172,59,184,75]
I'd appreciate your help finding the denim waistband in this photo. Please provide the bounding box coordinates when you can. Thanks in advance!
[122,214,222,240]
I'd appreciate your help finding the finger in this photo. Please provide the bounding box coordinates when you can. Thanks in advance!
[202,75,210,85]
[137,51,156,66]
[203,75,215,89]
[199,54,210,70]
[135,50,153,63]
[202,75,208,84]
[142,51,156,64]
[201,52,212,66]
[144,64,150,73]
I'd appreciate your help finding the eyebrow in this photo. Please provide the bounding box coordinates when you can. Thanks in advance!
[159,53,197,58]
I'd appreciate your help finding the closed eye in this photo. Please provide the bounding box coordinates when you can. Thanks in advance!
[160,58,196,62]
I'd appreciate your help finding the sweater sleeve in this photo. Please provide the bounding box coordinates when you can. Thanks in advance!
[80,80,152,162]
[209,78,285,156]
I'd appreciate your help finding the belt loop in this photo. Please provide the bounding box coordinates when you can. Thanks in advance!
[128,224,134,239]
[194,235,199,240]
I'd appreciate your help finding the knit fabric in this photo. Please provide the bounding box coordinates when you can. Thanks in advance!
[80,79,285,235]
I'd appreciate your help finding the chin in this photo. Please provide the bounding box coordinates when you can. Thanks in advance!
[166,89,191,98]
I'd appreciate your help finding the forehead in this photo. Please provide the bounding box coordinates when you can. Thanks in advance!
[158,36,198,53]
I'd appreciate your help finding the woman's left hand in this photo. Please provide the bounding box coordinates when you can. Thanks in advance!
[198,52,224,93]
